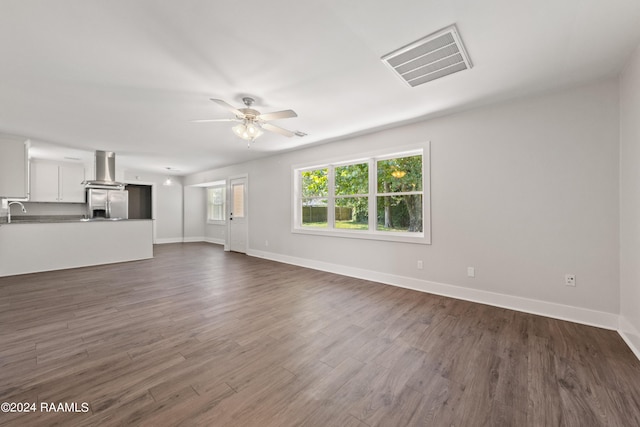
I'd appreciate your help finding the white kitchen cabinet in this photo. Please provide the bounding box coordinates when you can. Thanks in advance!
[30,162,59,202]
[30,160,86,203]
[59,164,86,202]
[0,135,29,199]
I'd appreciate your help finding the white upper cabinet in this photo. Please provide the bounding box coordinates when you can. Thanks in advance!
[30,162,59,202]
[59,164,86,202]
[30,160,86,203]
[0,135,29,199]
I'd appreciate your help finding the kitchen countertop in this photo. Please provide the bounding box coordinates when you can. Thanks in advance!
[0,215,152,224]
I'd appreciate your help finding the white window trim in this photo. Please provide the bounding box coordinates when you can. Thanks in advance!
[292,144,431,245]
[207,185,226,225]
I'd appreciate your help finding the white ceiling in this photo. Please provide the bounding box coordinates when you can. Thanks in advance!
[1,0,640,175]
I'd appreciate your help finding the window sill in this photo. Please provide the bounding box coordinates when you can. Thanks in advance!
[291,226,430,245]
[207,220,226,225]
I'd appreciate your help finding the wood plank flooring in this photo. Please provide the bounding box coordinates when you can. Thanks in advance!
[1,242,639,426]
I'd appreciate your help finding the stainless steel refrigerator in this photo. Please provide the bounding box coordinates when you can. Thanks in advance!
[87,189,129,219]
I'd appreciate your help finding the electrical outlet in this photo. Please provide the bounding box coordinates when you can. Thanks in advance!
[417,260,423,270]
[265,240,269,247]
[565,274,576,287]
[467,267,475,278]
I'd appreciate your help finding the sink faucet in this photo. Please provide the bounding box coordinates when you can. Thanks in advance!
[7,201,27,224]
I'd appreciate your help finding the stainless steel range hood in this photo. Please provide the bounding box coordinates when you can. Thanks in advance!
[84,150,125,189]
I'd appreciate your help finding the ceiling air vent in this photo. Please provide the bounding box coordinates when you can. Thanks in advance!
[382,25,472,87]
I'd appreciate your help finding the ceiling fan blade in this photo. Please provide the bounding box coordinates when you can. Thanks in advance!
[210,99,245,117]
[262,123,296,137]
[191,118,240,123]
[257,109,298,121]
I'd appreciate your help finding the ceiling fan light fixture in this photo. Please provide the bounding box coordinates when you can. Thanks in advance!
[246,122,262,137]
[232,123,245,137]
[233,120,263,142]
[203,97,301,146]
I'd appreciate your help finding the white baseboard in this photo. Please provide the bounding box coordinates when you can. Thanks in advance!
[183,236,205,243]
[155,237,224,245]
[154,237,184,244]
[247,249,619,331]
[619,316,640,361]
[204,237,225,245]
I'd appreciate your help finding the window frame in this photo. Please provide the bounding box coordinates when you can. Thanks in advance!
[292,145,431,245]
[207,185,226,225]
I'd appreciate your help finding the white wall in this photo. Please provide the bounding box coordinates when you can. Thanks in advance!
[185,79,621,327]
[205,222,226,245]
[183,186,206,242]
[620,43,640,358]
[124,170,183,243]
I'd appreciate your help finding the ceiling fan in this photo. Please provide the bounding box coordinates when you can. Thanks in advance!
[193,97,305,145]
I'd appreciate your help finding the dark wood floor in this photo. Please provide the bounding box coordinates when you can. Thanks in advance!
[1,243,639,426]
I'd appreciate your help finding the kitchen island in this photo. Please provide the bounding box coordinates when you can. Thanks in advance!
[0,219,153,277]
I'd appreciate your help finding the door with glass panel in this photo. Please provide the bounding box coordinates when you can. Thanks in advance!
[229,177,247,253]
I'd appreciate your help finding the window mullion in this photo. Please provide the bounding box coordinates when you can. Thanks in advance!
[369,158,376,232]
[327,165,335,229]
[377,191,423,197]
[335,193,369,199]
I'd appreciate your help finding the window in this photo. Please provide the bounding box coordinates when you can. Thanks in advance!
[293,147,429,244]
[207,186,226,223]
[335,162,369,230]
[376,154,423,232]
[231,182,245,218]
[301,168,328,227]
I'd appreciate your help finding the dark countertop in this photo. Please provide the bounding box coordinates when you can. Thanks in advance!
[0,215,152,224]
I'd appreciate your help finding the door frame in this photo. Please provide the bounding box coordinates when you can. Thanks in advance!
[225,173,248,252]
[124,180,157,243]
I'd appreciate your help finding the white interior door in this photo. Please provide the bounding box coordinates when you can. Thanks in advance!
[229,177,247,253]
